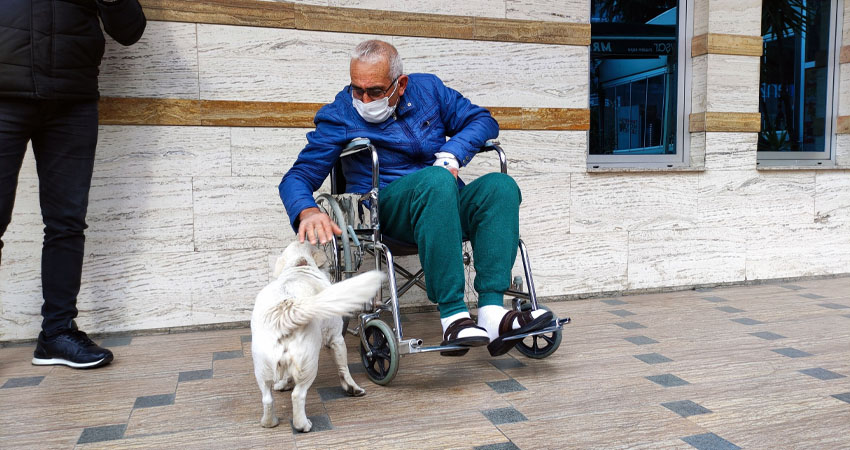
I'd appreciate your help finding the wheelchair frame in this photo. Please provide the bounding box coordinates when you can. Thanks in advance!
[316,138,570,385]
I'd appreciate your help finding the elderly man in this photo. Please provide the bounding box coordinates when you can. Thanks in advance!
[279,40,551,357]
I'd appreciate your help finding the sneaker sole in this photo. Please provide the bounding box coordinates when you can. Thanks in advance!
[31,354,113,369]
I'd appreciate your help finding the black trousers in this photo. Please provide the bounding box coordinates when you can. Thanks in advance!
[0,98,99,336]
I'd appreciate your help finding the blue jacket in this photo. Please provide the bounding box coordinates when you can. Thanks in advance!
[279,73,499,231]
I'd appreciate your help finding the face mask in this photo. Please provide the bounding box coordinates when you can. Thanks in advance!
[352,81,399,123]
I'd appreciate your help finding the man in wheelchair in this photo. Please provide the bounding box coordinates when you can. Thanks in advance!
[279,40,552,357]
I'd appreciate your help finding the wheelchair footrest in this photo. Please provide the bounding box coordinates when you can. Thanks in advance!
[501,317,570,342]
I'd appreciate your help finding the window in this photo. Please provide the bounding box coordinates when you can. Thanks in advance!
[758,0,841,166]
[589,0,690,168]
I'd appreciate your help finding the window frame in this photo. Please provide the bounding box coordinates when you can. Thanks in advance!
[757,0,843,167]
[587,0,693,170]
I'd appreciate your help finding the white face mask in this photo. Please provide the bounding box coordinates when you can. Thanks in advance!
[352,80,399,123]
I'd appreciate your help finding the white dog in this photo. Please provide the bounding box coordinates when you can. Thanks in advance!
[251,241,383,432]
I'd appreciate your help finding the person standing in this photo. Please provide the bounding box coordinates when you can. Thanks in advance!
[0,0,147,368]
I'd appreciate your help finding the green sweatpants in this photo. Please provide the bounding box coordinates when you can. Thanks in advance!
[378,166,522,318]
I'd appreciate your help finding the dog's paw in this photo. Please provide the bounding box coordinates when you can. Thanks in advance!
[260,415,280,428]
[292,418,312,433]
[346,384,366,397]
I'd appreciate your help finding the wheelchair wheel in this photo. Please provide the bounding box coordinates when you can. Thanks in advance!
[315,193,353,283]
[359,320,399,385]
[514,303,562,359]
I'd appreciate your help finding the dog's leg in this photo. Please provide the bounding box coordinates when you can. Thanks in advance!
[257,378,279,428]
[290,365,318,433]
[329,334,366,397]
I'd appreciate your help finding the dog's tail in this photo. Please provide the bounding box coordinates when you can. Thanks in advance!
[265,270,385,335]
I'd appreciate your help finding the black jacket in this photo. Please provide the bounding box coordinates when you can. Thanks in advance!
[0,0,146,100]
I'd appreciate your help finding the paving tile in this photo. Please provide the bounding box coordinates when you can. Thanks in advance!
[799,368,846,381]
[481,407,528,426]
[716,306,744,313]
[475,443,520,450]
[681,432,741,450]
[780,284,805,290]
[212,350,243,361]
[661,400,712,417]
[634,353,673,364]
[702,296,728,303]
[178,369,213,382]
[490,358,526,371]
[772,348,813,358]
[731,318,763,325]
[844,314,850,319]
[100,336,133,347]
[817,303,849,309]
[1,376,44,389]
[77,424,126,444]
[317,386,349,402]
[240,335,252,343]
[608,309,636,317]
[832,393,850,403]
[646,374,689,387]
[615,321,646,330]
[291,414,332,433]
[750,331,786,340]
[624,336,658,345]
[134,393,176,409]
[486,379,527,394]
[601,299,627,305]
[799,293,826,299]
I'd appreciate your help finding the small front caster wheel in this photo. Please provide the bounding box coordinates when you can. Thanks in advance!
[359,319,399,385]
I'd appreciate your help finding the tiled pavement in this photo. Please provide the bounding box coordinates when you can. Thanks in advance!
[2,277,850,449]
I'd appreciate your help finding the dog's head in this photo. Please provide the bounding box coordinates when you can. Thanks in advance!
[273,241,328,277]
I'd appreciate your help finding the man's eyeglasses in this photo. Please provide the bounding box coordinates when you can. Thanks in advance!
[350,77,399,100]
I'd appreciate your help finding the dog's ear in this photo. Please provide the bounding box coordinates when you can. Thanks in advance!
[312,247,328,268]
[273,252,287,277]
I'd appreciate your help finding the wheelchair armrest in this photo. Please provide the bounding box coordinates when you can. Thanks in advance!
[479,139,507,174]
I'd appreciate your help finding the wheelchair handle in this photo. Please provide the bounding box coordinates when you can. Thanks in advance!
[480,139,507,174]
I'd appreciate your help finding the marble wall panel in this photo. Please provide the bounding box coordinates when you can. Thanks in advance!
[839,64,850,116]
[230,128,310,177]
[0,243,42,340]
[845,1,850,46]
[192,176,291,251]
[815,170,850,224]
[693,0,709,36]
[689,132,706,168]
[86,177,194,255]
[95,126,231,178]
[394,37,588,108]
[1,179,41,245]
[570,173,700,233]
[837,134,850,166]
[506,0,589,23]
[703,132,758,170]
[705,54,760,113]
[197,26,376,103]
[697,170,816,228]
[702,0,762,36]
[99,21,200,99]
[627,227,747,290]
[327,0,506,18]
[746,222,850,280]
[462,130,586,178]
[691,55,707,114]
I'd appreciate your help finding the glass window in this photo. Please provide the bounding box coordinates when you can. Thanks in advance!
[589,0,687,166]
[758,0,839,164]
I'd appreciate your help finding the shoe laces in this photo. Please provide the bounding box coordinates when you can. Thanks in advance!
[63,329,97,347]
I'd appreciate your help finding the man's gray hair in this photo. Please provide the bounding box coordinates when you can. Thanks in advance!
[351,40,404,80]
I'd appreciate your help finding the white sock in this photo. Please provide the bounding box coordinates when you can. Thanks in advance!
[440,311,487,339]
[477,305,548,341]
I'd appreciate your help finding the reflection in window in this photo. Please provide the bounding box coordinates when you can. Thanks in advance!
[759,0,831,153]
[590,0,679,155]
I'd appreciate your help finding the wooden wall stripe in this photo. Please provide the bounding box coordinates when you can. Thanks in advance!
[689,112,761,133]
[139,0,590,46]
[691,33,763,57]
[841,45,850,64]
[98,97,590,131]
[836,116,850,134]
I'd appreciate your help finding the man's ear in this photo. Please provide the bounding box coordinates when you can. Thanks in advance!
[397,74,409,97]
[312,248,328,268]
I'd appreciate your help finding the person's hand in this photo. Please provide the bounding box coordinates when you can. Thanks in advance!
[297,207,342,245]
[448,167,458,178]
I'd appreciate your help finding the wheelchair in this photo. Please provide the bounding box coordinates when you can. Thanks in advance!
[315,138,570,385]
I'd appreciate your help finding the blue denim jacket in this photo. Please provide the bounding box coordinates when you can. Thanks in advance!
[279,73,499,231]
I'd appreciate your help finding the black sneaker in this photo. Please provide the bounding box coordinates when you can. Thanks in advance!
[32,328,114,369]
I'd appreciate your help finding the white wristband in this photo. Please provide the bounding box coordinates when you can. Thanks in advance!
[433,152,459,171]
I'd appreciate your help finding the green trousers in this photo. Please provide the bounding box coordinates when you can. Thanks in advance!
[378,166,522,318]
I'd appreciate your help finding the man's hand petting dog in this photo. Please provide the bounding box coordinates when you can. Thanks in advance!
[250,241,383,432]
